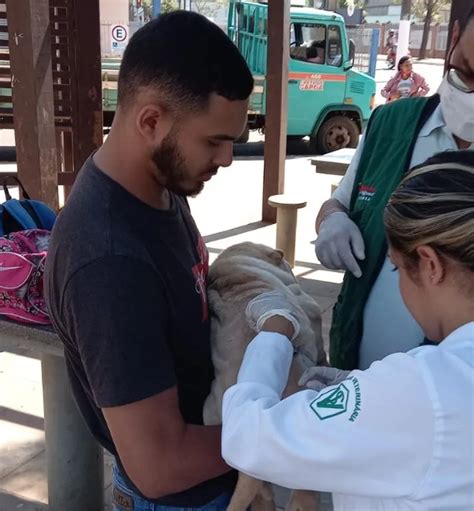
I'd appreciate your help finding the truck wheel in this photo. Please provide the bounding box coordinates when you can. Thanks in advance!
[236,125,250,144]
[313,116,360,154]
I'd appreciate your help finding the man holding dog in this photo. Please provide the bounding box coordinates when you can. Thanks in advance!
[46,11,253,511]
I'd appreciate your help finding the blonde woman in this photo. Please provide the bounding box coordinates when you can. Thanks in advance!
[221,151,474,510]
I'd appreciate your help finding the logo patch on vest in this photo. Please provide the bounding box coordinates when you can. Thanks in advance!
[310,383,349,420]
[357,184,376,202]
[112,486,134,510]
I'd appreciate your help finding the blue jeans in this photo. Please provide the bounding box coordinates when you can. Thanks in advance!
[112,464,232,511]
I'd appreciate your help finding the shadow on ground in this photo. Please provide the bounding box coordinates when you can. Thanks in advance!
[0,490,46,511]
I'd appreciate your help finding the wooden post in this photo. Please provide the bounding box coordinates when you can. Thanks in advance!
[71,0,103,174]
[262,0,289,223]
[6,0,58,209]
[268,195,307,267]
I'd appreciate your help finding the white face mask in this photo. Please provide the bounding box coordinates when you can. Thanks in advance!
[438,75,474,143]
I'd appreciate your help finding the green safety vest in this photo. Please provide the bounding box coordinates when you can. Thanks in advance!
[329,94,441,370]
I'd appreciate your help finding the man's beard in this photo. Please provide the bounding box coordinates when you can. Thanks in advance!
[151,131,204,197]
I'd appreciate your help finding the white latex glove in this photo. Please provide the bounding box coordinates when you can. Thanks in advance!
[245,290,301,340]
[314,212,365,278]
[298,366,350,392]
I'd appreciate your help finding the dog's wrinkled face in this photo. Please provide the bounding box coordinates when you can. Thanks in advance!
[208,242,297,300]
[214,242,289,270]
[203,241,324,426]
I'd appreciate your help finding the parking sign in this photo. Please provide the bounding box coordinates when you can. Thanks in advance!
[110,24,129,55]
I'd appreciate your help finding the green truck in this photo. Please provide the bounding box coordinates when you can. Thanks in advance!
[228,0,376,152]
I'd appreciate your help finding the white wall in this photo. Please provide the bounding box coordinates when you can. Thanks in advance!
[100,0,129,56]
[100,0,128,24]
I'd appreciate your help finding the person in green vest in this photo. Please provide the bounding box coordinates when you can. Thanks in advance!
[314,8,474,370]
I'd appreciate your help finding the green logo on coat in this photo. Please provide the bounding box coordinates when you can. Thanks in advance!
[310,383,349,420]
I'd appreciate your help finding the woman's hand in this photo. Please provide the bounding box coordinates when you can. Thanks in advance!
[298,366,351,391]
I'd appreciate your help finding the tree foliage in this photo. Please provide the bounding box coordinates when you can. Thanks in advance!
[191,0,226,18]
[413,0,450,23]
[414,0,450,59]
[160,0,179,13]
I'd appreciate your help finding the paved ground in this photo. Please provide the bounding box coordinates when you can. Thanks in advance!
[0,57,444,511]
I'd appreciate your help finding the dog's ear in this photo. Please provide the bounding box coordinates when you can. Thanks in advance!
[272,249,285,263]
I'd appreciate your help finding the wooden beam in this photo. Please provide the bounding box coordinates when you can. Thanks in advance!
[262,0,290,223]
[6,0,58,209]
[70,0,102,174]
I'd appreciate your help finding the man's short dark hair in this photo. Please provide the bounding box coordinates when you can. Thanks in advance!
[118,11,254,112]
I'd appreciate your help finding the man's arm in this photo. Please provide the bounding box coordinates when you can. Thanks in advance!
[314,134,365,234]
[62,256,231,500]
[104,388,230,499]
[315,198,348,233]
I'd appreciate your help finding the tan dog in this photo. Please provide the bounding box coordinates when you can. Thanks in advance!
[204,242,326,511]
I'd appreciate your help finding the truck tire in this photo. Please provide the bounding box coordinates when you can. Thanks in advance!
[236,125,250,144]
[313,115,360,154]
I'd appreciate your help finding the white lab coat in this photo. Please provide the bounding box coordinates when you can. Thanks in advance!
[222,323,474,510]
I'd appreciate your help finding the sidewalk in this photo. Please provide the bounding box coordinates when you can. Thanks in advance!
[0,150,340,510]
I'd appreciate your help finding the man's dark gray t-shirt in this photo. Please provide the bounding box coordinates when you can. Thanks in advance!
[45,158,236,505]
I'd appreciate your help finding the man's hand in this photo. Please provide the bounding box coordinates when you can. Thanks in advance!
[298,366,351,392]
[314,212,365,278]
[246,290,302,340]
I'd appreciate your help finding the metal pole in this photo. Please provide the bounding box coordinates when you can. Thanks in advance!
[42,354,104,511]
[369,28,380,77]
[153,0,161,17]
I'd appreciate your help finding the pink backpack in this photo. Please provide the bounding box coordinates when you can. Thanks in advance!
[0,229,51,325]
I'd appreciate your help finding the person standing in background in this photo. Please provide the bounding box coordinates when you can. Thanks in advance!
[382,56,430,102]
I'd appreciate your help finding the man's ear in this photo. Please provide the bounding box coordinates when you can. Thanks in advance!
[136,103,170,145]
